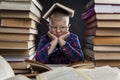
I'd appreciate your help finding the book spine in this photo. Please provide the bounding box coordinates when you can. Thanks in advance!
[85,28,97,36]
[82,8,96,20]
[86,21,97,29]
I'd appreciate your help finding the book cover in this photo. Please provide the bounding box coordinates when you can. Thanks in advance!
[95,52,120,60]
[85,28,120,36]
[0,11,40,23]
[0,1,41,17]
[86,20,120,29]
[94,45,120,52]
[0,40,35,49]
[2,0,43,11]
[94,0,120,5]
[9,61,29,70]
[95,60,120,67]
[82,5,120,20]
[0,47,35,56]
[83,0,120,12]
[0,34,35,41]
[86,13,120,24]
[84,43,120,52]
[0,27,38,34]
[1,18,37,29]
[42,2,74,20]
[85,36,120,45]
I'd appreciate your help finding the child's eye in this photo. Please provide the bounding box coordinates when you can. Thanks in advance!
[51,27,57,30]
[51,27,56,29]
[61,27,66,29]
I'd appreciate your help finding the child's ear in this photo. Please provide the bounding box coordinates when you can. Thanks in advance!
[68,24,71,27]
[66,24,71,32]
[47,23,49,27]
[47,23,50,29]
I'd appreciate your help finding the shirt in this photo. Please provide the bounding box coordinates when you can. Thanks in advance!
[35,33,84,64]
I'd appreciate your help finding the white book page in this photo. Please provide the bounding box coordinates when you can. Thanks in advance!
[37,67,85,80]
[0,56,14,80]
[77,66,120,80]
[6,75,31,80]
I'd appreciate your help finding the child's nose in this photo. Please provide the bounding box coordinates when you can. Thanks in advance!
[56,28,60,32]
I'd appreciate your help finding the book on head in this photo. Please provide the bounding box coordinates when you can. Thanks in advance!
[42,2,74,20]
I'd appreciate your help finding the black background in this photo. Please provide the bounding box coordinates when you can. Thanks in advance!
[35,0,90,49]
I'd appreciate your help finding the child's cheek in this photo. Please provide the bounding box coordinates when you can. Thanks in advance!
[49,30,54,33]
[62,31,67,35]
[66,28,69,32]
[50,30,55,35]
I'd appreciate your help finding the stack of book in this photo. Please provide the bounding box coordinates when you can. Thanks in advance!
[82,0,120,67]
[0,0,43,74]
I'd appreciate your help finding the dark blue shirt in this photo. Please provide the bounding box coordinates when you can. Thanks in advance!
[35,33,84,64]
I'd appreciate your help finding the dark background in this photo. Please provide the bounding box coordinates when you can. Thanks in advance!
[35,0,90,49]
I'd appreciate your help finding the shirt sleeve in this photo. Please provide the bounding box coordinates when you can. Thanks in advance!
[35,35,51,63]
[60,35,84,63]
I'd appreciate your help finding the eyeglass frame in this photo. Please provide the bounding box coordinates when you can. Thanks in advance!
[48,24,70,31]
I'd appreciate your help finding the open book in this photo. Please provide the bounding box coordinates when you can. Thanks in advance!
[5,75,31,80]
[42,2,74,20]
[0,55,31,80]
[36,66,120,80]
[25,59,94,73]
[0,56,14,80]
[25,59,53,73]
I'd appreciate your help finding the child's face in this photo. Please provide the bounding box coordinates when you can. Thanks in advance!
[49,18,70,37]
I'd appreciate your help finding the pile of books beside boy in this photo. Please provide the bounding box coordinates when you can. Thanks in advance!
[82,0,120,68]
[0,0,43,75]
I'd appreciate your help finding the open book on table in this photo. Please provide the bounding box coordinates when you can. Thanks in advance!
[0,55,31,80]
[0,56,14,80]
[25,59,95,73]
[5,75,31,80]
[36,66,120,80]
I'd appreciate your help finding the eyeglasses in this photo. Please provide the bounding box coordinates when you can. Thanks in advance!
[50,26,69,31]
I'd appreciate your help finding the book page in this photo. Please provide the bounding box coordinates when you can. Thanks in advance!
[0,56,14,80]
[77,66,120,80]
[46,64,67,69]
[36,67,85,80]
[6,75,31,80]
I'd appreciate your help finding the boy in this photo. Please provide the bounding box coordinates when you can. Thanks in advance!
[35,3,84,64]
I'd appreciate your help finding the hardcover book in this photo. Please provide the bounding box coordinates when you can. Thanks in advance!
[42,2,74,20]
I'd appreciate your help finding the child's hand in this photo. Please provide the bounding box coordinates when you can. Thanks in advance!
[48,31,58,41]
[58,32,70,47]
[59,32,70,40]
